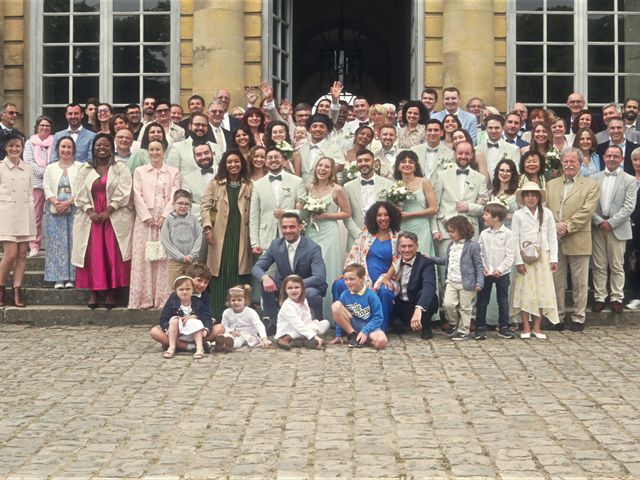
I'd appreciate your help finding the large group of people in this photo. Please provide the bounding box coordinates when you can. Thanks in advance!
[1,84,640,355]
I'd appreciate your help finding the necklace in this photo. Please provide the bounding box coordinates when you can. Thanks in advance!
[228,180,241,188]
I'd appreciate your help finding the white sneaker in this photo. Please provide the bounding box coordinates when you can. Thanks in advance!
[54,282,64,289]
[65,282,74,289]
[28,247,39,258]
[626,299,640,310]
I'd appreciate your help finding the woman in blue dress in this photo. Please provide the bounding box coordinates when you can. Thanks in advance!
[331,201,401,338]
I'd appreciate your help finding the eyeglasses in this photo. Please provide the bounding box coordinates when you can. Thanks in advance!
[97,109,110,114]
[209,110,224,114]
[156,108,169,113]
[5,111,18,116]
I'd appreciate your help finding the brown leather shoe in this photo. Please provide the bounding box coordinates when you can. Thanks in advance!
[13,287,25,308]
[591,301,605,313]
[0,286,5,307]
[277,335,293,350]
[610,301,624,313]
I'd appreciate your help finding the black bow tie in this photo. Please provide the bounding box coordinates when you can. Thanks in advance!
[401,261,413,267]
[359,121,369,127]
[487,142,499,148]
[68,129,80,135]
[426,148,438,153]
[201,167,214,175]
[505,138,515,144]
[605,170,618,177]
[269,174,282,182]
[456,169,469,175]
[361,179,374,186]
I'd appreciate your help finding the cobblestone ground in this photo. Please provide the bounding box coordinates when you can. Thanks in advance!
[1,324,640,480]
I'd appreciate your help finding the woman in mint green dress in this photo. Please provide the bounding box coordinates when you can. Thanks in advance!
[305,157,352,319]
[393,150,437,255]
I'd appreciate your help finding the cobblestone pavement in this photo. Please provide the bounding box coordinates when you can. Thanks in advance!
[1,324,640,480]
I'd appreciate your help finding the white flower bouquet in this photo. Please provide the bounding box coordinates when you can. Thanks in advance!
[383,181,415,206]
[545,148,562,171]
[276,140,295,160]
[345,161,360,180]
[301,194,327,231]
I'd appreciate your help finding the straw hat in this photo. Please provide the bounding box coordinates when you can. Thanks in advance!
[515,181,547,205]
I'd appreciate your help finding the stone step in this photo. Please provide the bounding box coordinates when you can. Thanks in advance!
[1,305,158,326]
[1,287,131,306]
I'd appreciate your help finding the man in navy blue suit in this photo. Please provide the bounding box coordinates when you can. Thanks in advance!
[252,212,327,335]
[390,232,438,340]
[51,103,96,163]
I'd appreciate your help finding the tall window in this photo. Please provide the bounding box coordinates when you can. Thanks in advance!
[508,0,640,114]
[33,0,179,127]
[262,0,292,101]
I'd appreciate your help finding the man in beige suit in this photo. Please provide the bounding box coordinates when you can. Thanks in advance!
[547,148,600,331]
[410,119,454,181]
[475,114,520,184]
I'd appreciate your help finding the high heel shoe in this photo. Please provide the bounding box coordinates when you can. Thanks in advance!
[87,291,99,309]
[13,287,25,308]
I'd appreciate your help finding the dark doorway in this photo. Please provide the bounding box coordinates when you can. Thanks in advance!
[292,0,411,105]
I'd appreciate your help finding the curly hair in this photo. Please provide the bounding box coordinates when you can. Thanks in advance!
[89,132,115,167]
[444,215,475,240]
[364,201,402,235]
[140,121,168,150]
[401,100,429,126]
[263,120,292,150]
[214,148,249,182]
[231,125,257,150]
[393,150,424,180]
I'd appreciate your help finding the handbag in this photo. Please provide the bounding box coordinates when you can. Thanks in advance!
[145,241,167,262]
[520,241,541,264]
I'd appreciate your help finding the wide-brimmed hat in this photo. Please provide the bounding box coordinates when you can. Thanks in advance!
[515,181,546,205]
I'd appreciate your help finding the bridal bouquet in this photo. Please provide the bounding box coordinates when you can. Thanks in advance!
[344,161,360,180]
[383,181,415,207]
[276,140,295,160]
[545,148,562,171]
[301,194,327,232]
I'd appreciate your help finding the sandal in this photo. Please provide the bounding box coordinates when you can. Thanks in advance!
[163,349,175,358]
[193,351,205,360]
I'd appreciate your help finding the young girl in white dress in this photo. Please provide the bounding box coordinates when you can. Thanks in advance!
[274,275,330,350]
[215,285,271,352]
[162,276,207,359]
[510,182,559,339]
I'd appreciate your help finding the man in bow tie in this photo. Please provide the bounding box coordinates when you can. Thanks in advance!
[51,103,95,163]
[166,113,221,179]
[390,232,438,339]
[432,141,488,292]
[249,147,305,256]
[547,148,600,331]
[502,111,530,148]
[343,149,393,251]
[372,124,396,179]
[596,118,639,176]
[590,146,636,314]
[181,143,216,220]
[475,114,520,184]
[341,96,371,150]
[410,118,454,180]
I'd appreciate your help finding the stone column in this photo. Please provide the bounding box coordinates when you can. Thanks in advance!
[442,0,495,105]
[192,0,245,104]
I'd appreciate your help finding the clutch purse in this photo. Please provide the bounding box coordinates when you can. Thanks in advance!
[145,241,167,262]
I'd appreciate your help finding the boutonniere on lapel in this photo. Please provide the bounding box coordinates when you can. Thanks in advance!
[282,186,291,195]
[466,181,474,190]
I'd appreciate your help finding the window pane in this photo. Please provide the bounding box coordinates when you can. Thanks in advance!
[517,45,543,72]
[619,76,640,100]
[144,0,171,11]
[44,17,70,43]
[619,14,640,42]
[143,14,170,42]
[44,0,69,13]
[144,46,170,73]
[589,76,615,103]
[547,76,573,103]
[114,15,140,42]
[548,45,574,72]
[74,15,100,43]
[73,76,99,105]
[516,0,543,10]
[73,46,100,73]
[114,46,140,73]
[589,45,615,72]
[547,14,573,42]
[516,14,543,42]
[43,77,69,104]
[73,0,100,12]
[588,0,614,10]
[588,14,614,42]
[620,0,640,11]
[516,76,543,103]
[548,0,574,11]
[43,47,69,73]
[114,0,140,12]
[619,45,640,73]
[113,77,140,104]
[43,107,67,131]
[144,76,170,100]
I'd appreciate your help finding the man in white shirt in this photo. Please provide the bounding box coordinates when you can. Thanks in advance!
[590,145,637,314]
[410,119,454,180]
[114,128,134,166]
[373,124,396,179]
[51,103,96,163]
[476,114,521,184]
[206,100,231,152]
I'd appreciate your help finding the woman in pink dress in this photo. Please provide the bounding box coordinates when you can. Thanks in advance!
[128,140,180,309]
[72,133,134,309]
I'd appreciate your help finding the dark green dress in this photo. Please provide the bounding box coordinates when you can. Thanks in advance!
[210,183,250,320]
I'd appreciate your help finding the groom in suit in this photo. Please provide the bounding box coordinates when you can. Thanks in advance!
[390,232,438,339]
[475,114,520,184]
[51,103,96,163]
[252,212,328,334]
[343,148,393,251]
[590,145,636,313]
[250,146,306,254]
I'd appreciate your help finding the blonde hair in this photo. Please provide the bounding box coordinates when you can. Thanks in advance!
[226,284,251,306]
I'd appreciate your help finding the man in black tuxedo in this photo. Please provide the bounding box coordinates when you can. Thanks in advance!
[390,232,438,340]
[597,118,639,176]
